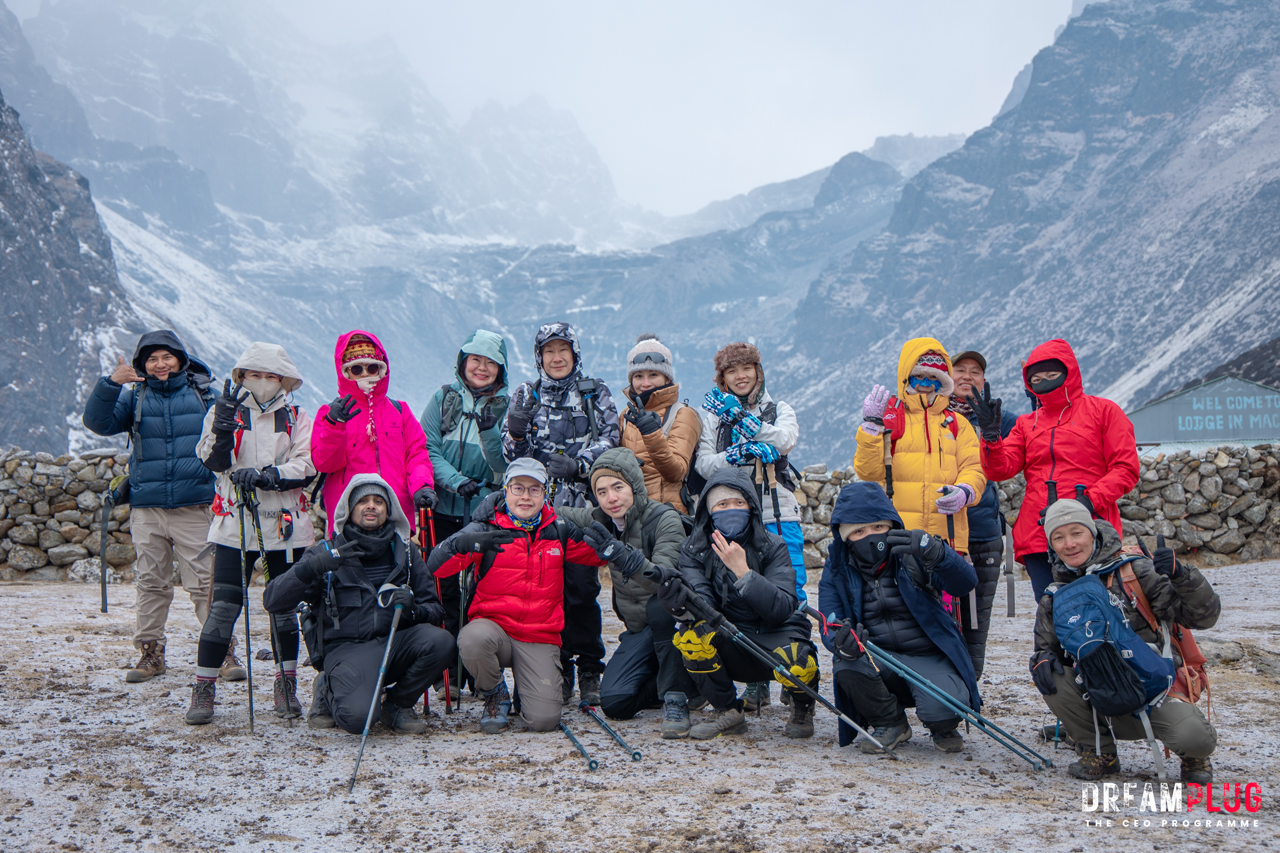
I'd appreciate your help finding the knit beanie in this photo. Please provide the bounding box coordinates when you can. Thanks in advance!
[341,335,382,369]
[713,342,764,403]
[626,333,674,383]
[590,466,630,492]
[705,485,744,511]
[908,350,954,397]
[1043,499,1097,542]
[349,481,392,510]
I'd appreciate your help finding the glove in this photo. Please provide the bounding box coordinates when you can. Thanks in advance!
[108,474,130,506]
[730,411,762,443]
[1029,650,1063,696]
[324,394,361,426]
[379,585,416,613]
[655,573,689,618]
[229,467,264,493]
[544,454,579,481]
[725,441,780,466]
[476,399,504,432]
[674,621,719,667]
[772,641,817,691]
[702,388,742,422]
[212,379,249,435]
[254,467,282,491]
[584,521,647,579]
[297,539,364,583]
[832,619,866,661]
[1076,489,1096,517]
[451,528,522,554]
[965,381,1003,443]
[412,487,438,510]
[627,407,663,436]
[935,484,974,515]
[505,386,537,438]
[456,479,483,499]
[887,528,946,572]
[1152,534,1178,579]
[862,384,890,421]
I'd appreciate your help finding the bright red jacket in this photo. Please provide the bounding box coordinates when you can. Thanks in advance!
[981,339,1140,559]
[433,502,603,646]
[312,330,434,536]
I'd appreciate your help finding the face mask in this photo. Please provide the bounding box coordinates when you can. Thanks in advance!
[1030,374,1067,395]
[711,508,751,540]
[848,532,890,569]
[356,374,380,394]
[242,378,282,407]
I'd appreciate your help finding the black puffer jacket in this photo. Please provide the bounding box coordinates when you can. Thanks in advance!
[856,560,937,656]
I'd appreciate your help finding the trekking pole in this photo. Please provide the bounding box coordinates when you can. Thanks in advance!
[560,722,599,770]
[860,637,1053,770]
[246,490,296,725]
[647,569,899,758]
[579,701,641,761]
[418,509,443,714]
[1003,524,1016,617]
[882,432,894,498]
[234,489,256,734]
[99,494,112,613]
[348,586,407,793]
[764,462,783,535]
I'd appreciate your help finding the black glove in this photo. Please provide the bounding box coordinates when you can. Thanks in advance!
[380,585,416,612]
[452,528,522,555]
[212,379,249,435]
[545,454,578,481]
[505,388,537,439]
[324,394,361,426]
[655,573,689,618]
[627,407,663,436]
[297,539,363,584]
[584,521,647,579]
[456,479,483,499]
[1152,533,1178,579]
[1030,650,1063,696]
[886,528,946,572]
[965,381,1003,443]
[832,619,866,661]
[255,467,282,491]
[476,398,504,432]
[1076,490,1096,517]
[413,487,438,510]
[229,467,264,493]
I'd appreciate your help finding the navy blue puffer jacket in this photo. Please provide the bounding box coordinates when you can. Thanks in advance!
[81,330,216,509]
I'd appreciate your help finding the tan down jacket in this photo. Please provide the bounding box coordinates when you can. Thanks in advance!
[620,383,701,513]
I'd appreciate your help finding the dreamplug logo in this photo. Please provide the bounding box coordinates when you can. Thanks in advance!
[1080,782,1263,829]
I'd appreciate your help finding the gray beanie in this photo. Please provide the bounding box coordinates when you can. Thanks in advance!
[705,484,744,511]
[1043,499,1097,542]
[349,481,392,509]
[626,333,674,383]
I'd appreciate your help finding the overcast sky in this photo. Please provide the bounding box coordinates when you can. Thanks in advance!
[15,0,1078,216]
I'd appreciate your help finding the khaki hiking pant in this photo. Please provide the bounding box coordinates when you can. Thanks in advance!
[457,618,562,732]
[130,505,214,648]
[1044,667,1217,759]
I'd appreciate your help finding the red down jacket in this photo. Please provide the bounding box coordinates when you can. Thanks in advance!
[980,339,1140,559]
[432,496,603,646]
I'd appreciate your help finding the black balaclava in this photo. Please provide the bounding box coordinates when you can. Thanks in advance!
[1026,358,1068,396]
[847,532,891,574]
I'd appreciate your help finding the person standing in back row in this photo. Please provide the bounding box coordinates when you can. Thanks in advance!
[502,322,620,706]
[619,333,701,514]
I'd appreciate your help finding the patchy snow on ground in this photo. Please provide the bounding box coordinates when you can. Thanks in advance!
[0,561,1276,852]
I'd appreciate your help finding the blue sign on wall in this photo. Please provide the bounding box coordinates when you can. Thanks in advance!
[1127,376,1280,443]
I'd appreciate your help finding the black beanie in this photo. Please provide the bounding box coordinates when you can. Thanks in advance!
[1025,358,1067,377]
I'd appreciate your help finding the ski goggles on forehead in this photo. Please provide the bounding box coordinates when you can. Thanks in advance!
[345,362,384,377]
[630,352,668,365]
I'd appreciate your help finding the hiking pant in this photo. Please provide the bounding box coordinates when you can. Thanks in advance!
[324,623,456,734]
[1043,668,1217,758]
[962,537,1003,679]
[429,513,470,689]
[685,626,817,712]
[561,562,605,677]
[195,545,300,676]
[834,651,966,731]
[130,505,213,647]
[458,618,562,732]
[1023,552,1054,603]
[599,596,698,720]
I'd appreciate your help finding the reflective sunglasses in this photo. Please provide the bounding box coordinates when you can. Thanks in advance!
[630,352,668,365]
[345,363,384,377]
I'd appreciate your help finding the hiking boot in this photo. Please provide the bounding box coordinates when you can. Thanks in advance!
[859,721,912,754]
[1068,751,1121,780]
[126,640,166,683]
[219,637,247,682]
[1039,721,1075,746]
[742,681,771,712]
[1180,756,1213,784]
[480,681,512,734]
[689,706,748,740]
[688,693,708,712]
[307,673,335,729]
[660,692,691,739]
[380,701,427,735]
[578,670,602,707]
[184,680,216,725]
[930,725,964,754]
[274,674,302,719]
[784,696,815,739]
[561,662,575,706]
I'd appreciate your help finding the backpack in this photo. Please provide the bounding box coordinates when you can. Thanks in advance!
[639,501,694,558]
[439,384,508,436]
[129,362,217,462]
[534,376,602,443]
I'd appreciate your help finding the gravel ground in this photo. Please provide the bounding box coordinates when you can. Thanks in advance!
[0,561,1276,852]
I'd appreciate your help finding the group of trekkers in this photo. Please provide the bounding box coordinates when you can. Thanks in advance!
[81,324,1222,784]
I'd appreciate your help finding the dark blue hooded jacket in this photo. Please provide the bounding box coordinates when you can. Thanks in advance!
[817,481,981,746]
[81,330,216,510]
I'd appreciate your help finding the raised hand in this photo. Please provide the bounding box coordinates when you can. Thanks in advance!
[324,394,362,426]
[110,355,142,385]
[965,381,1003,442]
[212,379,250,435]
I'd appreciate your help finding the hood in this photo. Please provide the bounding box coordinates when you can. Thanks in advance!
[1049,519,1124,582]
[331,473,411,542]
[333,330,389,400]
[828,482,905,541]
[589,447,650,512]
[896,337,953,404]
[1022,339,1084,413]
[533,322,583,387]
[132,329,190,375]
[693,467,761,529]
[455,329,509,391]
[230,342,304,393]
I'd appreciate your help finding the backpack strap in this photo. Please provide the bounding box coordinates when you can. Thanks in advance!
[439,385,463,435]
[1106,564,1161,633]
[130,383,147,462]
[390,399,404,414]
[577,378,600,444]
[660,400,687,438]
[640,502,677,559]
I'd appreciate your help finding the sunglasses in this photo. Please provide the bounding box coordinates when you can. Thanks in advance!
[345,363,384,377]
[278,509,294,542]
[630,352,668,365]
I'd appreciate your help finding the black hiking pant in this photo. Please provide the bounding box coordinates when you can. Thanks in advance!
[833,651,966,731]
[197,545,299,673]
[561,562,605,678]
[961,537,1003,680]
[324,622,456,734]
[599,597,699,720]
[428,513,472,691]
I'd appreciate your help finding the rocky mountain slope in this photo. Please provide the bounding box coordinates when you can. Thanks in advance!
[1185,333,1280,392]
[780,0,1280,459]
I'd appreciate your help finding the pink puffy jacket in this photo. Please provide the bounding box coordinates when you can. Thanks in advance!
[312,330,434,535]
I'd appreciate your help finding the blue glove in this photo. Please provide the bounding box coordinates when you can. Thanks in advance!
[725,441,780,466]
[702,389,742,422]
[730,411,762,444]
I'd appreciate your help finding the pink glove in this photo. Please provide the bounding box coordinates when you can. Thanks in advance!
[862,385,890,420]
[935,484,974,515]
